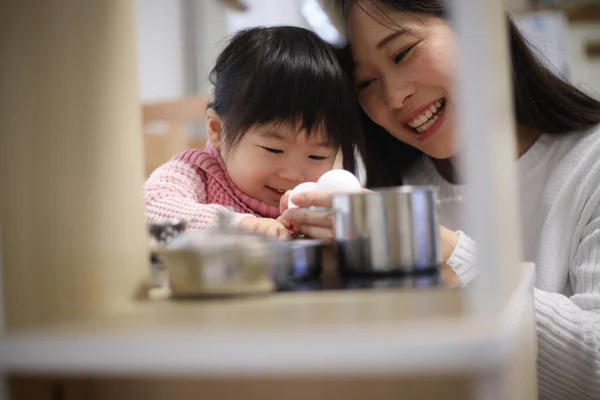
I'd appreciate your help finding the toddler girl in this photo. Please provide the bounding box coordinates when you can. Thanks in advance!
[144,26,359,238]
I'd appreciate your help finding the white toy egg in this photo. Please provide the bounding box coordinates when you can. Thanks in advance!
[316,170,362,192]
[287,182,318,209]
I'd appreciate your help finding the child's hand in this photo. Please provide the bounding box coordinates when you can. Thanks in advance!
[240,217,292,239]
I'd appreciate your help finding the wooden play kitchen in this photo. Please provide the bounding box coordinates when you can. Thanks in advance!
[0,1,537,399]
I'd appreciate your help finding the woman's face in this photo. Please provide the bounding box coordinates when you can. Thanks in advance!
[347,2,457,159]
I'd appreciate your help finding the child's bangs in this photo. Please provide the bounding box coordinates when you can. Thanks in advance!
[224,61,353,150]
[211,26,360,168]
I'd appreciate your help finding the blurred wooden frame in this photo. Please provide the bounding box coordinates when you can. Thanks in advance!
[142,96,209,176]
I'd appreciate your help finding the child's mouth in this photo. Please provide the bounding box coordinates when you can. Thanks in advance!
[266,186,286,196]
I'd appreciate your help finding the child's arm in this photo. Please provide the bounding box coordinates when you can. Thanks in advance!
[143,160,254,230]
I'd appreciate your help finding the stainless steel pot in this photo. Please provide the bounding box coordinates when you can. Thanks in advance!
[154,213,276,297]
[332,186,442,275]
[148,219,187,288]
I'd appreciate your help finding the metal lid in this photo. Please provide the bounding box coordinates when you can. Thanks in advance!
[148,219,187,244]
[164,210,271,255]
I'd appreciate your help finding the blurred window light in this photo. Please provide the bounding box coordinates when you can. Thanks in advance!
[301,0,346,47]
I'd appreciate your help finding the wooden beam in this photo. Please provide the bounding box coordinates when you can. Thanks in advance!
[566,4,600,22]
[585,40,600,58]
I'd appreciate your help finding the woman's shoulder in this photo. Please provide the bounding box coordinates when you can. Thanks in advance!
[537,124,600,205]
[550,124,600,173]
[573,123,600,153]
[522,124,600,174]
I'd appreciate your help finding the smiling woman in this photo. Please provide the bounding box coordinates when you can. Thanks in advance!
[277,1,600,398]
[143,25,360,239]
[333,0,600,187]
[347,6,460,163]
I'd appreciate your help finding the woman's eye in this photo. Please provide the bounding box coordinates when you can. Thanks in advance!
[355,43,418,92]
[309,155,328,161]
[356,78,376,92]
[262,147,283,154]
[394,43,417,64]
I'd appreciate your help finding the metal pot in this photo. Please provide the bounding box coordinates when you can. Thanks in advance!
[154,213,276,297]
[148,219,187,288]
[332,186,442,275]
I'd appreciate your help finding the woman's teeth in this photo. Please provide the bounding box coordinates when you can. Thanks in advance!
[416,113,440,133]
[407,99,445,134]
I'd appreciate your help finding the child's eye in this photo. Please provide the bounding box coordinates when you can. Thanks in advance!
[309,155,328,161]
[262,146,283,154]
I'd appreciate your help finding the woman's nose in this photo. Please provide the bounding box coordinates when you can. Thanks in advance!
[383,76,414,111]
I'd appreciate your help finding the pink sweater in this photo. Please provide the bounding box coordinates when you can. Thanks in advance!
[144,146,280,230]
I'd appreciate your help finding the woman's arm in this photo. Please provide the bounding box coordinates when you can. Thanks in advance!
[448,227,600,400]
[284,188,600,398]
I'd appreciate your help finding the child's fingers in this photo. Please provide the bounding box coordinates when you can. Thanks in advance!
[277,215,294,230]
[269,220,291,240]
[254,220,290,240]
[275,226,291,240]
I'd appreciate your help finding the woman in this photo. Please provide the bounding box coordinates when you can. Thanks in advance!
[279,1,600,398]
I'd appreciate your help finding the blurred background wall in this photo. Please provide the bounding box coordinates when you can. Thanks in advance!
[135,0,600,175]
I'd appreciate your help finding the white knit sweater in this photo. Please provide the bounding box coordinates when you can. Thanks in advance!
[404,125,600,400]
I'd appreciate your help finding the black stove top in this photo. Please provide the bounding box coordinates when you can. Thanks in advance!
[277,270,442,292]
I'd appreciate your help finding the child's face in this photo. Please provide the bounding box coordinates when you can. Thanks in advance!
[222,123,337,207]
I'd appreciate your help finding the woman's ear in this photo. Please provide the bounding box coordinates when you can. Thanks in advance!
[206,107,223,150]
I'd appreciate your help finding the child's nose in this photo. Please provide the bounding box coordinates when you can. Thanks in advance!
[278,167,305,183]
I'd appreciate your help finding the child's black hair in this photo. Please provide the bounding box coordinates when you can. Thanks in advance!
[209,26,359,172]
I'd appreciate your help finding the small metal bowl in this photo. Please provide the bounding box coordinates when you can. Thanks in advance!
[148,220,187,288]
[159,240,275,297]
[154,213,277,297]
[271,239,326,289]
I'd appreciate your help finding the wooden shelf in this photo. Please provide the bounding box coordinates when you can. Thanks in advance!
[0,266,534,377]
[565,4,600,22]
[586,41,600,58]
